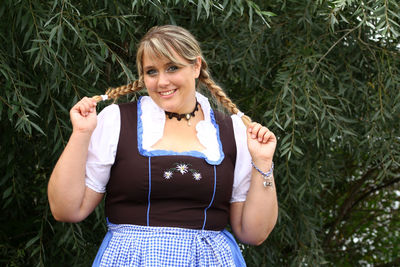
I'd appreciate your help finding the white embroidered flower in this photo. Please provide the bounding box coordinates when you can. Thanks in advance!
[163,171,173,179]
[193,172,202,181]
[176,164,188,174]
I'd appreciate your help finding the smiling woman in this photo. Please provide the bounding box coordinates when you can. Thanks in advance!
[47,25,278,266]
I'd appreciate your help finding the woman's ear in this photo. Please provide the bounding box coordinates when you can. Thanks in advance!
[193,56,202,78]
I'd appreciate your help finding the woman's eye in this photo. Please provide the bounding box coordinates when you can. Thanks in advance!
[146,69,157,76]
[167,65,178,72]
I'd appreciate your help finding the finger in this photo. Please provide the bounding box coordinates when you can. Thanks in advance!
[255,127,273,144]
[248,123,262,139]
[83,99,97,114]
[262,131,272,143]
[248,122,258,133]
[77,102,90,117]
[76,97,97,116]
[82,97,97,109]
[257,126,269,142]
[263,131,277,145]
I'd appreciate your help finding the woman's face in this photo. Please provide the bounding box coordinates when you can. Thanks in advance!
[142,50,201,114]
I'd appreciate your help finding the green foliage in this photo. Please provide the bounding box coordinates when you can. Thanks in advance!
[1,0,399,266]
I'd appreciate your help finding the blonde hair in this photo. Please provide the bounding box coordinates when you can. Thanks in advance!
[93,25,251,126]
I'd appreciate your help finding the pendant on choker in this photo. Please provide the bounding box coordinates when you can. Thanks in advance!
[165,101,199,126]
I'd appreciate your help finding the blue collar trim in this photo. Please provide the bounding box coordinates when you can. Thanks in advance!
[137,96,225,165]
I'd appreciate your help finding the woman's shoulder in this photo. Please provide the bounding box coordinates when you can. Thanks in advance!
[212,109,230,120]
[99,103,120,115]
[212,109,234,130]
[116,101,138,115]
[98,101,139,119]
[212,109,246,132]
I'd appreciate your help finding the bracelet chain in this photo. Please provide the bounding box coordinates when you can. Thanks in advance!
[251,161,274,187]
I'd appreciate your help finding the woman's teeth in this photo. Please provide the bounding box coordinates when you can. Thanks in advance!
[160,90,175,96]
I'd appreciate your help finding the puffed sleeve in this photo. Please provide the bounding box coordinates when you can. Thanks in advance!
[85,104,120,193]
[230,115,252,202]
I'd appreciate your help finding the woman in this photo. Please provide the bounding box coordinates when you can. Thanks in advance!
[48,25,278,266]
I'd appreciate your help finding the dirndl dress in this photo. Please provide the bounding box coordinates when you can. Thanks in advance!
[87,96,249,266]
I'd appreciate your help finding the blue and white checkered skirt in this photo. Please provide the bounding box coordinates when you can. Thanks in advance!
[92,222,246,266]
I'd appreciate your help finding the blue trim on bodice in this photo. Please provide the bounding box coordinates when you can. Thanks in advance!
[137,96,225,165]
[202,165,217,230]
[147,157,152,226]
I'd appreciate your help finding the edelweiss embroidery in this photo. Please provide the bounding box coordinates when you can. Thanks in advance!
[163,171,173,179]
[176,164,189,174]
[192,172,202,181]
[163,163,202,181]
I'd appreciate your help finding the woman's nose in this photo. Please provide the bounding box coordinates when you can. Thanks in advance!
[158,72,170,87]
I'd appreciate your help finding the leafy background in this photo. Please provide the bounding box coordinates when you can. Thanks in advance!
[1,0,399,266]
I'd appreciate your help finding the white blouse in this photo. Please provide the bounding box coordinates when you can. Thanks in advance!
[85,92,252,203]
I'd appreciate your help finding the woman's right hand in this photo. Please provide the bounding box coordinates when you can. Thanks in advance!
[70,97,98,134]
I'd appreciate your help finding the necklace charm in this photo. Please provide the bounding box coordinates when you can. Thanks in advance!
[165,101,199,126]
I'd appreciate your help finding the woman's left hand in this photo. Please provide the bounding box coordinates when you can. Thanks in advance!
[246,122,277,163]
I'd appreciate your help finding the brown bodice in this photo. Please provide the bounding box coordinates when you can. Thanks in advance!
[105,100,237,230]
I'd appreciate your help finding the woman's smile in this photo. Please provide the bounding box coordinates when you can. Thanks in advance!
[159,89,177,97]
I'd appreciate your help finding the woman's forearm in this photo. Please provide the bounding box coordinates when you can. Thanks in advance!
[231,159,278,245]
[47,132,92,222]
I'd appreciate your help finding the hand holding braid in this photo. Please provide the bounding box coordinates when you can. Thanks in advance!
[70,80,143,135]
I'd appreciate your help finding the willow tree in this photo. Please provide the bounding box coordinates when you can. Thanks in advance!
[1,0,399,266]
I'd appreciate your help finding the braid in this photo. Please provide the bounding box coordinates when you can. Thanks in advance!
[92,80,144,102]
[199,67,252,127]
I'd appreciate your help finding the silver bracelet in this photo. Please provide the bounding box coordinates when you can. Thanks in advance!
[251,161,274,187]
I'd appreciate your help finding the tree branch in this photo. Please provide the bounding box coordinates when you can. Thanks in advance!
[350,176,400,212]
[323,167,377,247]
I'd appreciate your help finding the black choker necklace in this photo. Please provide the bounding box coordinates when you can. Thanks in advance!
[165,101,199,126]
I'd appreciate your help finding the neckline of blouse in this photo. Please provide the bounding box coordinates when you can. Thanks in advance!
[137,92,225,165]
